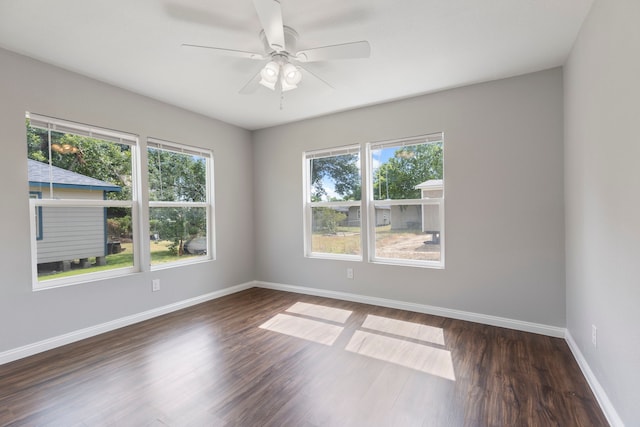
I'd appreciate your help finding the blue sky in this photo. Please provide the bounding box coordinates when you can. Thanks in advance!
[371,147,396,171]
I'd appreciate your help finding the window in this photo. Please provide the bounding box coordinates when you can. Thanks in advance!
[368,133,444,267]
[304,146,362,259]
[303,133,444,268]
[26,113,138,288]
[147,138,214,267]
[25,115,217,289]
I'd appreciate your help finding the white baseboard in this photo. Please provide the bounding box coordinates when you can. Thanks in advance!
[255,281,566,338]
[1,280,620,427]
[565,331,624,427]
[0,281,256,366]
[257,281,623,423]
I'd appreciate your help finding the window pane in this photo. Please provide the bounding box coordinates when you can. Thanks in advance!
[27,115,137,285]
[371,141,443,200]
[311,206,361,256]
[37,207,134,281]
[374,204,441,262]
[148,148,207,203]
[150,207,208,265]
[26,125,132,201]
[309,153,361,202]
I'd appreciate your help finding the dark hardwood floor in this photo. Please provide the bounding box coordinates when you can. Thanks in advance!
[0,288,607,426]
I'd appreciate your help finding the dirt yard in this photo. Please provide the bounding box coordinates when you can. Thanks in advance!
[376,232,441,261]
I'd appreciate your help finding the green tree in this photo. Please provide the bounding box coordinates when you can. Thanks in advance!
[310,154,360,201]
[314,208,347,234]
[27,122,48,163]
[26,122,132,201]
[373,143,443,200]
[147,148,208,254]
[147,148,206,202]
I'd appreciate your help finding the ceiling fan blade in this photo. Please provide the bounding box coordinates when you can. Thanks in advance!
[298,64,334,90]
[182,43,266,60]
[252,0,285,51]
[295,40,371,63]
[239,70,263,94]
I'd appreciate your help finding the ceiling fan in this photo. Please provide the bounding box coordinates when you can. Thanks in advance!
[182,0,371,94]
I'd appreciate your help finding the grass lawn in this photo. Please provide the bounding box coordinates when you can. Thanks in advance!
[312,232,361,255]
[38,240,204,281]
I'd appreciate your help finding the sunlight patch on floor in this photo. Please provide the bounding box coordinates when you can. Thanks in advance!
[260,302,456,380]
[362,314,445,345]
[259,313,344,346]
[285,301,353,323]
[345,330,456,381]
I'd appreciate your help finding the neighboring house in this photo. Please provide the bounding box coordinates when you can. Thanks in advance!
[342,206,390,228]
[389,204,422,230]
[371,206,391,227]
[416,179,443,242]
[28,159,121,270]
[313,206,391,232]
[344,207,360,227]
[416,179,443,199]
[389,179,443,233]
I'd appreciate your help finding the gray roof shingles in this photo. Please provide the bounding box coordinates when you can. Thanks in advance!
[28,159,121,192]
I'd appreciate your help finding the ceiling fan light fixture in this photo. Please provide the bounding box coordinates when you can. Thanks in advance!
[259,79,277,90]
[280,79,297,92]
[282,63,302,86]
[259,61,280,89]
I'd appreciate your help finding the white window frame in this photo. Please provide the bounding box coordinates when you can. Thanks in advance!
[29,192,43,241]
[303,145,363,261]
[147,138,215,269]
[27,112,140,290]
[366,133,445,268]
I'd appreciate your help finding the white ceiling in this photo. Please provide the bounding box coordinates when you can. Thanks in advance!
[0,0,593,130]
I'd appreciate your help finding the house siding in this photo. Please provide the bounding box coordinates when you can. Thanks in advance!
[31,188,107,264]
[390,205,421,230]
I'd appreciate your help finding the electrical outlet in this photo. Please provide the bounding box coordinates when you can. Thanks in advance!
[346,268,354,279]
[152,279,161,292]
[591,324,597,348]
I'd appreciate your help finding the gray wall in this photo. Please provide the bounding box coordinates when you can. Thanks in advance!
[2,9,633,421]
[253,68,566,327]
[0,48,254,353]
[564,0,640,424]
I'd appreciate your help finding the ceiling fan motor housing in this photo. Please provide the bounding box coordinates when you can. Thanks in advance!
[260,26,299,56]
